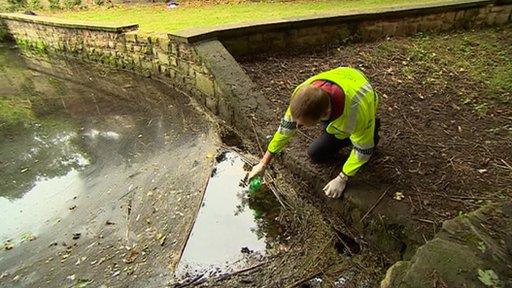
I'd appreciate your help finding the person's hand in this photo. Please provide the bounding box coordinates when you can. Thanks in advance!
[248,162,267,180]
[323,173,348,198]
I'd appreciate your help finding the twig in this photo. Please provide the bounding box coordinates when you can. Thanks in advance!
[172,274,205,288]
[125,193,134,244]
[301,235,335,276]
[500,159,512,170]
[415,218,435,224]
[408,140,447,149]
[250,118,264,155]
[360,188,390,223]
[212,261,269,284]
[410,192,496,201]
[297,130,314,142]
[265,179,290,209]
[332,230,354,256]
[286,271,322,288]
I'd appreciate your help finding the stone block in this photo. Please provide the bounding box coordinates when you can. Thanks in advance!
[486,13,497,25]
[394,22,408,36]
[179,43,194,60]
[169,56,178,67]
[125,33,137,43]
[195,73,215,97]
[141,60,152,72]
[115,42,125,52]
[177,59,190,74]
[159,38,170,52]
[464,8,480,19]
[494,11,511,24]
[381,21,398,36]
[491,5,506,13]
[248,33,264,43]
[443,11,457,23]
[170,42,178,55]
[157,52,169,65]
[159,64,168,76]
[361,24,383,40]
[224,39,249,56]
[169,68,176,79]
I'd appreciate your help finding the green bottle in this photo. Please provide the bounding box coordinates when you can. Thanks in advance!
[249,176,262,192]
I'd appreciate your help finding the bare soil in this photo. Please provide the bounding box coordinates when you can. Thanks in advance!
[239,26,512,236]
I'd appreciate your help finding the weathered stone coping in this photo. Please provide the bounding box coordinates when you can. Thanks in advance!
[170,0,498,43]
[0,13,138,33]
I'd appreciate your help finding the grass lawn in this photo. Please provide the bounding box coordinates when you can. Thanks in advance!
[42,0,452,34]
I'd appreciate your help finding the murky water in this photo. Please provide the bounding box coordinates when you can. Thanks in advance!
[0,44,207,245]
[175,151,282,281]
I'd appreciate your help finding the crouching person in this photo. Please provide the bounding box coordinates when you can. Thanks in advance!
[248,67,380,198]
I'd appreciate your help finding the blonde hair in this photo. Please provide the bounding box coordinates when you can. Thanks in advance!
[290,84,329,121]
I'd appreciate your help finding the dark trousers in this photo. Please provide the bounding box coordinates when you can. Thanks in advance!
[307,118,380,163]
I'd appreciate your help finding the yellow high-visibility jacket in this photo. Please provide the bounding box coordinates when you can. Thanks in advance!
[267,67,379,176]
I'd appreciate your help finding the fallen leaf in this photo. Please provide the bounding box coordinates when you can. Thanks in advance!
[123,249,139,264]
[160,235,167,246]
[20,232,36,242]
[477,269,501,287]
[73,278,93,288]
[394,192,405,201]
[2,240,14,250]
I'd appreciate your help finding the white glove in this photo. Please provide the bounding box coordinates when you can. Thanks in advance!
[323,173,348,198]
[248,162,266,180]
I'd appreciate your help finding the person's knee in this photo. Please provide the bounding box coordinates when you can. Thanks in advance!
[374,118,381,147]
[307,144,326,163]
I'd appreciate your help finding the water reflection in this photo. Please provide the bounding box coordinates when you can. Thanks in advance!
[0,169,85,243]
[0,44,205,244]
[175,152,283,280]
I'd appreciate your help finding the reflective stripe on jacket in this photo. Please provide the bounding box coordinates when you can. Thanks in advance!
[267,67,379,176]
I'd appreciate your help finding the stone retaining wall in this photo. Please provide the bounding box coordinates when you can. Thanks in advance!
[1,0,511,132]
[172,0,512,56]
[0,13,225,125]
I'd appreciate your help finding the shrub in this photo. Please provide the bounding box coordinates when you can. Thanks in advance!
[5,0,26,11]
[26,0,41,10]
[63,0,80,9]
[48,0,60,9]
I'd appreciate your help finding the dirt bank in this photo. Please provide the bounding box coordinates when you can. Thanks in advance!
[239,25,512,235]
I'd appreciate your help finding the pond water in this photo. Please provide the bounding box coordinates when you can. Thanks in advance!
[175,151,282,281]
[0,44,288,288]
[0,44,205,245]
